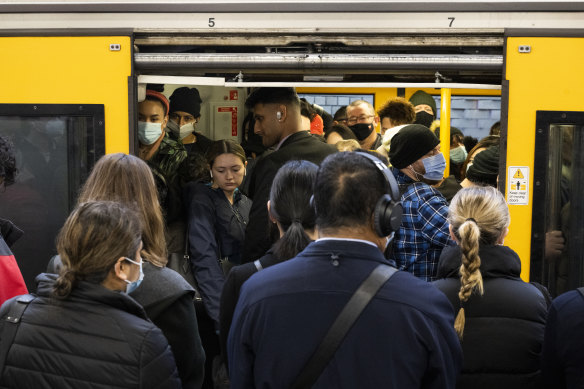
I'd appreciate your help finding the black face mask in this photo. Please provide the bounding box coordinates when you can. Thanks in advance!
[349,123,374,141]
[414,111,434,128]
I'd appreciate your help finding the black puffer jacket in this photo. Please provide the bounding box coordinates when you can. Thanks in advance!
[0,273,181,388]
[46,257,205,388]
[433,245,548,389]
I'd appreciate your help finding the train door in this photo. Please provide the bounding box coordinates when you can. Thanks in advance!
[504,32,584,289]
[0,34,133,288]
[530,112,584,296]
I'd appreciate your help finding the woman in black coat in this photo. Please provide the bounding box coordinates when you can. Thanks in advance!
[74,153,205,389]
[219,160,319,369]
[433,186,548,389]
[186,140,251,388]
[0,201,181,388]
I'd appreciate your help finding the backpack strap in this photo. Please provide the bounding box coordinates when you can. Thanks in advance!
[291,264,398,389]
[0,294,36,376]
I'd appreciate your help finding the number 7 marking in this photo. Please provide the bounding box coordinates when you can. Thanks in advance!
[448,17,455,27]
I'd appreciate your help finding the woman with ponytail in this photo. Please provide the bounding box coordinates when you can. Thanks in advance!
[0,201,181,388]
[433,186,549,389]
[46,153,205,389]
[219,159,319,369]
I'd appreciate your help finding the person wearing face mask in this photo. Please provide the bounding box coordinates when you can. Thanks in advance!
[46,153,205,389]
[346,100,383,150]
[167,87,214,183]
[0,201,182,388]
[388,124,455,281]
[409,90,437,129]
[138,90,189,254]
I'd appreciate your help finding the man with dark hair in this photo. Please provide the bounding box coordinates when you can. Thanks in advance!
[167,87,213,183]
[332,106,348,126]
[242,88,336,263]
[0,135,28,305]
[324,123,358,145]
[388,124,454,281]
[376,97,416,157]
[229,151,462,388]
[346,100,382,150]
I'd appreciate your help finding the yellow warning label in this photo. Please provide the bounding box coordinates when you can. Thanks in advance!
[513,169,524,179]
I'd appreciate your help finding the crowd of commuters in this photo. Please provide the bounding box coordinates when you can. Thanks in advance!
[0,86,582,389]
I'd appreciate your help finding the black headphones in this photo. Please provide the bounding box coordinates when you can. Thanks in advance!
[354,152,403,237]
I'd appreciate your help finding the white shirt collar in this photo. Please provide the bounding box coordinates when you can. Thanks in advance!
[316,237,378,249]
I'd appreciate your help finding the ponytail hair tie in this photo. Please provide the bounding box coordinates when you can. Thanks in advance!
[291,218,302,225]
[466,218,477,224]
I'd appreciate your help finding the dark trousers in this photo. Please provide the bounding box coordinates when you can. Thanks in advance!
[195,302,221,389]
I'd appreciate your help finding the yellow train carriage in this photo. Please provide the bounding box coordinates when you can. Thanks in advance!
[0,1,583,294]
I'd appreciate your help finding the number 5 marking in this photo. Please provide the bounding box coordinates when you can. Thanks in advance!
[208,17,215,27]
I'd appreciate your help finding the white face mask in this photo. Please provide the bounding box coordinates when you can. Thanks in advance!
[178,123,195,140]
[138,122,163,145]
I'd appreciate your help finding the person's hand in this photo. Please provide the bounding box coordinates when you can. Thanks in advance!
[545,230,565,261]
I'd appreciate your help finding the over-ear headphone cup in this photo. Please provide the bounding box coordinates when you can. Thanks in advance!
[374,195,403,237]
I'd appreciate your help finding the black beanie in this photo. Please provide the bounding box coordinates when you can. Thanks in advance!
[466,146,500,186]
[169,87,202,117]
[389,124,440,169]
[409,90,437,117]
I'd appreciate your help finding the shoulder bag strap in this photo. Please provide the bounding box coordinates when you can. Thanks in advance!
[291,264,398,389]
[0,294,36,376]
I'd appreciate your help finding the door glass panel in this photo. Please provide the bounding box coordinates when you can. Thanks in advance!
[532,114,584,296]
[0,106,104,289]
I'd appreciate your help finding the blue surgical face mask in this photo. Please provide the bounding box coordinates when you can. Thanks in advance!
[411,152,446,181]
[421,152,447,180]
[138,121,163,145]
[124,257,144,294]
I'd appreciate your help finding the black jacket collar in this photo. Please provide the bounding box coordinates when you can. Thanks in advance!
[436,244,522,279]
[35,273,149,320]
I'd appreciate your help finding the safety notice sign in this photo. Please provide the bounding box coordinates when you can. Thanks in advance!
[507,166,529,205]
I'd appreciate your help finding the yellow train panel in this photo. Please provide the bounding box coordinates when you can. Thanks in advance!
[0,36,132,154]
[505,36,584,281]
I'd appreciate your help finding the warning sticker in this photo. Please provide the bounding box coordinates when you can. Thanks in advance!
[507,166,529,205]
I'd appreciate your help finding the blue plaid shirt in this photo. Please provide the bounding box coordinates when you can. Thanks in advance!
[390,169,454,281]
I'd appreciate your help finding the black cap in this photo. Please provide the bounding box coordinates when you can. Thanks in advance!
[389,124,440,169]
[169,87,202,117]
[466,146,500,186]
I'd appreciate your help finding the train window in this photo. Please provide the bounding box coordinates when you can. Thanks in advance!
[0,104,105,289]
[531,111,584,296]
[434,96,501,140]
[298,93,374,118]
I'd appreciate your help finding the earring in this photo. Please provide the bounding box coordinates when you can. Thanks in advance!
[209,170,213,179]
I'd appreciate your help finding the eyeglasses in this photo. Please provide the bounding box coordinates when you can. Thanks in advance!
[347,115,374,125]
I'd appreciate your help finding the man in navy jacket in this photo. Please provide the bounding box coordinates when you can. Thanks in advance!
[228,152,462,388]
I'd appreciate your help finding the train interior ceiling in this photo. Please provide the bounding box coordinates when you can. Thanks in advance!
[134,29,503,85]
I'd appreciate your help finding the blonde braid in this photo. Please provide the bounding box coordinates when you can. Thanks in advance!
[454,219,484,339]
